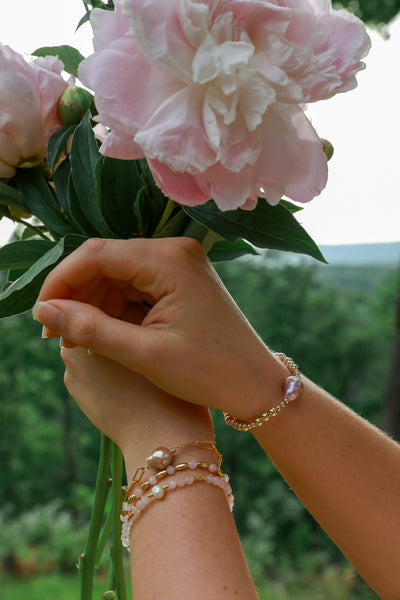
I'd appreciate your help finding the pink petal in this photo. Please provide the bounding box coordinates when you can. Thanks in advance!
[148,158,209,206]
[135,86,216,173]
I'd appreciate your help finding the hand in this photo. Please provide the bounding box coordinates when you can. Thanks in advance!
[61,346,214,469]
[34,237,286,420]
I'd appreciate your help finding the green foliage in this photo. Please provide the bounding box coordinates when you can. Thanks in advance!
[335,0,400,26]
[32,46,86,78]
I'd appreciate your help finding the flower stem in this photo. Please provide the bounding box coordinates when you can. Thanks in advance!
[110,442,128,600]
[152,198,176,237]
[79,434,112,600]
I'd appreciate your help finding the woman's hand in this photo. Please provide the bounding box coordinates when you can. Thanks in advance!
[34,237,286,420]
[61,346,214,471]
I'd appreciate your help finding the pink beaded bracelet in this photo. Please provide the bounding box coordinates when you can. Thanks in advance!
[121,469,234,550]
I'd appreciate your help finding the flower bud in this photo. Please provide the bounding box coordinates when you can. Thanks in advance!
[57,86,93,126]
[320,138,334,162]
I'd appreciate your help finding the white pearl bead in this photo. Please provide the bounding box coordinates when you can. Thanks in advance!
[151,484,165,499]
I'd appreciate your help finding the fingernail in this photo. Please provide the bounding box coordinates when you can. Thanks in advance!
[42,326,51,339]
[60,337,76,349]
[32,301,64,333]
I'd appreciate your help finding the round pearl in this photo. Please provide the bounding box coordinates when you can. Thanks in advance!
[151,484,166,499]
[146,447,173,471]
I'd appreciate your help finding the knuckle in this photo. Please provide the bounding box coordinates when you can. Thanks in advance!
[81,237,108,255]
[72,312,98,349]
[166,237,206,267]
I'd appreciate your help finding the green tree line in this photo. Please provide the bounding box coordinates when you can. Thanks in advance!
[0,256,397,594]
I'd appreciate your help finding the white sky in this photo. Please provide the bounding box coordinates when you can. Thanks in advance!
[0,1,399,246]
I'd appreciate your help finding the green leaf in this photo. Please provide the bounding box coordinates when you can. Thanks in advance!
[135,160,169,236]
[0,182,29,212]
[16,170,72,236]
[32,45,85,78]
[0,234,87,318]
[0,240,55,271]
[53,158,72,217]
[280,200,303,214]
[47,125,75,174]
[68,177,99,237]
[208,239,260,263]
[97,157,141,238]
[183,199,326,263]
[154,209,190,238]
[69,112,115,237]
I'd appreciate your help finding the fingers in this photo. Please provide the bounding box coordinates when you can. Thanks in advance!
[37,237,205,306]
[33,298,159,373]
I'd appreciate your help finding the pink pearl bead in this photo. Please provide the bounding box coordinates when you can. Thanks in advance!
[188,460,197,470]
[208,463,217,473]
[283,376,303,401]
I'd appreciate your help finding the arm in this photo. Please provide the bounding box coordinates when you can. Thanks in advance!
[61,347,259,600]
[33,236,400,599]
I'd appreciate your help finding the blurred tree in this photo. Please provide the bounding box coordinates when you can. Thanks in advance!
[383,265,400,440]
[335,0,400,26]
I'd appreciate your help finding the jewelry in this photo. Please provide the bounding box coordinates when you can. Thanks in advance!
[223,352,303,432]
[121,471,234,550]
[124,440,221,501]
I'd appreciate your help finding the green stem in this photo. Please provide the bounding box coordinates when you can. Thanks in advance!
[110,443,128,600]
[95,506,113,568]
[152,198,176,237]
[79,434,112,600]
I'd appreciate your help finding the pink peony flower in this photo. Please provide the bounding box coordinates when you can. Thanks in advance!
[79,0,370,210]
[0,45,68,179]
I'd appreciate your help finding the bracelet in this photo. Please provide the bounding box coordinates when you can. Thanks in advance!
[121,473,234,550]
[124,440,222,501]
[123,461,224,506]
[223,352,303,432]
[121,468,234,551]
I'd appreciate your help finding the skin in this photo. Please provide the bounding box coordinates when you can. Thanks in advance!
[33,237,400,599]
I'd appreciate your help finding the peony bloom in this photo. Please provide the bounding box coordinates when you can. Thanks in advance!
[0,45,68,179]
[79,0,370,210]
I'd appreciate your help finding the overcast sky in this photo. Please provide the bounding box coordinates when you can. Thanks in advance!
[0,1,399,246]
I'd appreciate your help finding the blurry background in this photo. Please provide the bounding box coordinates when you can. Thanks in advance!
[0,1,400,599]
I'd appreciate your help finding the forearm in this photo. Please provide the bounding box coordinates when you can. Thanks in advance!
[123,428,259,600]
[249,362,400,599]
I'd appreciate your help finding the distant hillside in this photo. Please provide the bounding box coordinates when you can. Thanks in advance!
[320,242,400,266]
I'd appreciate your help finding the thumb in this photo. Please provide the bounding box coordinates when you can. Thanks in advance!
[32,299,157,372]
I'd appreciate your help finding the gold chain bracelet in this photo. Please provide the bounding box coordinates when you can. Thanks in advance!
[223,353,303,432]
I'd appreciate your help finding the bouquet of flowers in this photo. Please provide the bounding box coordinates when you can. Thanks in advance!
[0,0,370,597]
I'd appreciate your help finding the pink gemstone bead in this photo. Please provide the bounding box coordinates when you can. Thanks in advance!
[188,460,197,470]
[208,464,217,473]
[283,376,303,401]
[133,487,143,498]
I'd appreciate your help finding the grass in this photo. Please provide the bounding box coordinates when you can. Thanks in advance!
[0,573,119,600]
[0,571,379,600]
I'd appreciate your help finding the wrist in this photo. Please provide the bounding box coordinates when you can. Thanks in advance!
[122,407,215,481]
[225,346,289,422]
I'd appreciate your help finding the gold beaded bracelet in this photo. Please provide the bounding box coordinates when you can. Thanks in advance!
[223,352,303,432]
[123,440,222,502]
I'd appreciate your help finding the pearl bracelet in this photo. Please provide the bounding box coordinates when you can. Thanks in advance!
[223,352,303,432]
[124,440,222,502]
[121,469,234,550]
